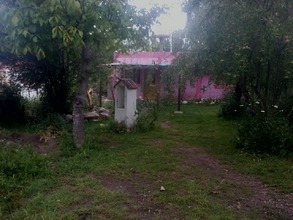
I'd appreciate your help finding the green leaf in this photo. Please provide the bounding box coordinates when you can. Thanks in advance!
[10,30,16,40]
[36,48,45,59]
[23,47,28,54]
[29,10,35,18]
[32,36,38,43]
[39,19,44,26]
[22,30,29,37]
[73,1,81,9]
[52,27,58,38]
[78,30,83,38]
[11,14,19,26]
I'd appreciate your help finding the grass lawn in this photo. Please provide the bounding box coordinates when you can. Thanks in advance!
[1,104,292,219]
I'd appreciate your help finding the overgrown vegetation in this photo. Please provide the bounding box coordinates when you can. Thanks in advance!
[107,98,159,133]
[0,82,25,126]
[0,0,292,217]
[0,145,49,214]
[0,0,164,147]
[236,115,293,156]
[0,105,292,219]
[135,98,158,132]
[219,91,244,119]
[179,0,293,156]
[220,89,293,156]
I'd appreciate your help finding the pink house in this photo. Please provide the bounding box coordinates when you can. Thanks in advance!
[109,52,229,101]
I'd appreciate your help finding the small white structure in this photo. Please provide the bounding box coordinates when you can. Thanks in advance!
[114,78,138,128]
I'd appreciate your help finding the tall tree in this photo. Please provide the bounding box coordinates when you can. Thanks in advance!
[0,0,162,147]
[182,0,293,111]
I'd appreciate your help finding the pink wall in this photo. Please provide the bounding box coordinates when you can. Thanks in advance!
[183,75,229,100]
[109,52,230,100]
[160,75,229,101]
[109,70,229,100]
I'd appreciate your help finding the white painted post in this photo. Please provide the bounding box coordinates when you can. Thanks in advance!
[114,79,137,128]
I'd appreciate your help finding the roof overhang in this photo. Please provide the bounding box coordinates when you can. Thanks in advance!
[112,52,176,67]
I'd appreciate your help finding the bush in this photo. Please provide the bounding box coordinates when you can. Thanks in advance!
[22,97,43,125]
[219,91,244,119]
[0,83,25,126]
[23,98,70,135]
[236,115,293,156]
[108,119,128,134]
[278,94,293,127]
[23,98,69,127]
[135,99,158,132]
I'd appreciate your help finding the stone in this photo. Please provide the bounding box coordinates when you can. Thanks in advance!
[98,107,110,114]
[84,111,99,120]
[100,111,110,118]
[64,114,73,121]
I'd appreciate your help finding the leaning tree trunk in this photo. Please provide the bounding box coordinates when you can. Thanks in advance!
[73,43,91,148]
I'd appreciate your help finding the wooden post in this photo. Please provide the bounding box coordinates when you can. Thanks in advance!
[177,73,181,112]
[99,77,102,107]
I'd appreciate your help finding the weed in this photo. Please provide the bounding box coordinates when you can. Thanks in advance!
[236,115,293,156]
[1,104,292,219]
[0,82,25,126]
[135,98,158,132]
[0,145,49,214]
[219,91,243,119]
[108,119,128,134]
[59,130,76,156]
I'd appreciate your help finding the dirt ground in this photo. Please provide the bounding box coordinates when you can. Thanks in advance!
[175,147,293,219]
[1,132,293,219]
[98,146,293,220]
[0,131,58,154]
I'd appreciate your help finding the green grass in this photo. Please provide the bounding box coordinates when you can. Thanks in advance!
[1,104,292,219]
[158,104,293,191]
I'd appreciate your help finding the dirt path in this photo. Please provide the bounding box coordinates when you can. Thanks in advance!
[175,147,293,219]
[98,147,293,219]
[1,131,292,219]
[97,146,293,219]
[99,174,178,220]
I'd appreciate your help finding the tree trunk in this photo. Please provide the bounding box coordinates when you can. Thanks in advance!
[73,43,91,148]
[264,61,271,113]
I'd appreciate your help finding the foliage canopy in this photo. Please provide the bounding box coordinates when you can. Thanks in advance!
[0,0,163,146]
[182,0,293,111]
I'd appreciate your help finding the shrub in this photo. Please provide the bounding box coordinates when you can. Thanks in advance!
[22,97,43,125]
[278,94,293,127]
[108,119,128,134]
[236,115,293,156]
[22,97,69,128]
[135,98,158,132]
[219,91,244,119]
[0,82,25,126]
[159,95,176,106]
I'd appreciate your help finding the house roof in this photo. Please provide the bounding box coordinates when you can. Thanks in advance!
[114,78,138,90]
[112,52,176,66]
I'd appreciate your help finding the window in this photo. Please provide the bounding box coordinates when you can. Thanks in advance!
[123,68,141,84]
[145,69,156,84]
[133,68,141,84]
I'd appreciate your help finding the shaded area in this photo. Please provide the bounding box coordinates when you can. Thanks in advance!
[174,147,293,219]
[0,132,58,154]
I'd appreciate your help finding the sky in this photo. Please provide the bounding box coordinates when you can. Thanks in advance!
[128,0,187,34]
